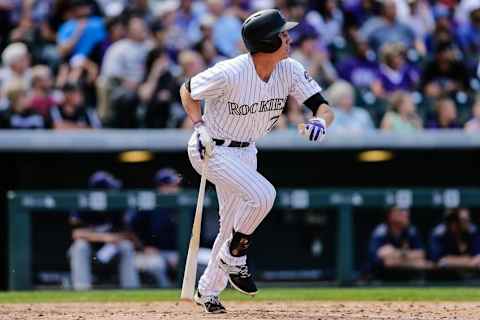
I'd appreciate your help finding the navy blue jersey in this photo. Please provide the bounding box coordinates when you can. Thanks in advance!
[70,210,129,232]
[368,223,423,267]
[429,223,480,262]
[127,208,177,251]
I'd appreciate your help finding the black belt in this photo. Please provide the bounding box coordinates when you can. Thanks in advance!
[213,138,250,148]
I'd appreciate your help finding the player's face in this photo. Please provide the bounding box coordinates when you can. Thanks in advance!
[278,31,291,59]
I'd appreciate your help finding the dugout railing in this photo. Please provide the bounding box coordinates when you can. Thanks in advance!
[7,188,480,290]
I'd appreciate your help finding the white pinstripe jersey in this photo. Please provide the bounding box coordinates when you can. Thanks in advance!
[190,53,321,142]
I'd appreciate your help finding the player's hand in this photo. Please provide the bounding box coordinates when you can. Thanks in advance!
[299,117,327,143]
[194,121,214,160]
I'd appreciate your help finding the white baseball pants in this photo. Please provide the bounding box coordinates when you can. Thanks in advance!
[187,133,276,296]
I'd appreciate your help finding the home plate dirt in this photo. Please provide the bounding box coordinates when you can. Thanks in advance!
[1,301,479,320]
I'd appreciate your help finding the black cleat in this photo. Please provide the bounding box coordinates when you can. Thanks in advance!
[194,291,227,314]
[219,259,258,296]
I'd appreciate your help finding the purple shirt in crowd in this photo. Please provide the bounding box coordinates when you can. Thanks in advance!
[378,64,419,92]
[337,57,380,88]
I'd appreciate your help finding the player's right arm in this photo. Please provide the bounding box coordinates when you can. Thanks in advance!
[180,83,203,125]
[180,65,227,158]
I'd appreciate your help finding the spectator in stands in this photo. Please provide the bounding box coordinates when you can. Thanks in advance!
[95,16,126,63]
[28,65,56,117]
[429,208,480,279]
[360,0,416,52]
[465,96,480,132]
[308,0,344,47]
[336,35,380,91]
[0,42,31,93]
[455,4,480,70]
[425,4,455,54]
[0,80,49,129]
[399,0,434,55]
[175,0,204,48]
[326,80,375,134]
[56,0,106,65]
[100,15,151,127]
[175,50,206,128]
[291,32,337,87]
[69,171,140,290]
[49,82,101,130]
[121,0,153,26]
[193,15,226,67]
[381,90,422,132]
[128,168,211,287]
[207,0,243,57]
[426,96,462,129]
[376,42,419,96]
[101,15,151,92]
[420,41,470,99]
[285,0,318,47]
[368,206,430,280]
[139,47,179,128]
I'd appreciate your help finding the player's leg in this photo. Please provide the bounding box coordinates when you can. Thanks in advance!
[188,140,275,296]
[213,151,275,295]
[197,186,242,296]
[69,239,92,290]
[117,240,140,289]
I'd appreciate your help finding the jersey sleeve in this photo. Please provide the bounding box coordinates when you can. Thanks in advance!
[288,59,322,105]
[190,65,227,100]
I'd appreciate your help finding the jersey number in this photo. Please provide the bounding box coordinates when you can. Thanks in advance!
[267,115,280,132]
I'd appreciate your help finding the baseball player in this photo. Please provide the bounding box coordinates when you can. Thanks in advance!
[180,9,334,313]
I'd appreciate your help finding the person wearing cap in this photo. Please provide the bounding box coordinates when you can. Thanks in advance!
[69,171,140,290]
[127,168,212,287]
[429,208,480,280]
[368,207,430,281]
[126,168,181,288]
[48,82,101,129]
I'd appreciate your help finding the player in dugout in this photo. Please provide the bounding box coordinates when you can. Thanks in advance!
[68,171,139,290]
[368,206,432,281]
[429,208,480,280]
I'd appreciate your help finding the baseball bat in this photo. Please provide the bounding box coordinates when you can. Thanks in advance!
[180,154,209,301]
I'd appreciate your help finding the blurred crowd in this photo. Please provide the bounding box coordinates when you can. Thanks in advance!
[367,206,480,282]
[1,0,480,132]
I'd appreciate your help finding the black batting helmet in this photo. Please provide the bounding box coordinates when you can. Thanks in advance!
[241,9,298,54]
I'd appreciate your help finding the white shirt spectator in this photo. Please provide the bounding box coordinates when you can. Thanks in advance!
[101,39,152,84]
[329,106,375,134]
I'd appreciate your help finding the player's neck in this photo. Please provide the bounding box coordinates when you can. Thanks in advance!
[251,53,281,82]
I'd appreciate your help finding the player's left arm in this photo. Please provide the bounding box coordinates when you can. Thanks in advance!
[304,91,335,127]
[288,59,335,142]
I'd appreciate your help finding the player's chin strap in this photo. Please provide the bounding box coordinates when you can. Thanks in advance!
[229,230,253,257]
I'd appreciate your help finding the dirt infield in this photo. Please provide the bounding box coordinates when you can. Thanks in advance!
[1,301,480,320]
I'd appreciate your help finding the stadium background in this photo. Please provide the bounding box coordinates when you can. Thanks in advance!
[1,0,480,293]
